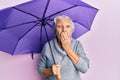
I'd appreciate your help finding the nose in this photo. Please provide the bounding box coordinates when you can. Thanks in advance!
[62,26,66,32]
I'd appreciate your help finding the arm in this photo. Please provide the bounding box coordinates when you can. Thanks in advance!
[38,53,52,77]
[60,32,89,73]
[38,43,61,78]
[38,55,61,78]
[38,55,61,79]
[42,68,53,76]
[65,48,80,64]
[68,41,89,73]
[38,43,53,77]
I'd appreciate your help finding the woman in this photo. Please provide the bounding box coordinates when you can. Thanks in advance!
[38,15,89,80]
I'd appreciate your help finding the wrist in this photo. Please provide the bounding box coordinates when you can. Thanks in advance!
[42,68,53,76]
[65,47,72,54]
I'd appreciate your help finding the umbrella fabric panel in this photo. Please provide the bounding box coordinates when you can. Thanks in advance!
[15,0,47,18]
[45,0,98,30]
[0,8,13,30]
[0,23,36,54]
[72,22,89,39]
[14,24,55,54]
[0,0,98,55]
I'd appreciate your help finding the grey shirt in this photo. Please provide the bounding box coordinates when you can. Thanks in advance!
[38,37,89,80]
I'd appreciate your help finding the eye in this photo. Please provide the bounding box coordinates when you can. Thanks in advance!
[56,25,61,28]
[66,25,70,28]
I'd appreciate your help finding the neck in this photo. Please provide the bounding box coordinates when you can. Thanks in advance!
[56,37,62,48]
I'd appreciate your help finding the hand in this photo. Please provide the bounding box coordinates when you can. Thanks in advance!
[60,32,71,51]
[52,63,61,75]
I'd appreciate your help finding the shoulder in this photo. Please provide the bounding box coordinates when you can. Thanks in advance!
[72,39,84,53]
[40,38,55,55]
[72,38,82,47]
[43,38,55,48]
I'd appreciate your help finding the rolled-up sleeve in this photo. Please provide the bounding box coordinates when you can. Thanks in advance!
[74,41,90,73]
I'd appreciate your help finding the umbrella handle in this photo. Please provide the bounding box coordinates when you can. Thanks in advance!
[56,73,62,80]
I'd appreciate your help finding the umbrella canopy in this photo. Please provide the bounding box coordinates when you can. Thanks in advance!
[0,0,98,55]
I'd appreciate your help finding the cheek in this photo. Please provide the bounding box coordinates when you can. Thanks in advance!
[56,29,62,36]
[56,30,62,41]
[67,29,72,36]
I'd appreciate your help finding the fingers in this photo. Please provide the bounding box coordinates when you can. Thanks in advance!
[60,32,71,51]
[64,32,68,39]
[56,73,62,80]
[60,33,64,41]
[60,32,68,41]
[52,63,61,75]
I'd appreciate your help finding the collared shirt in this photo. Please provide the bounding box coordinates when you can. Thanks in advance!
[38,37,89,80]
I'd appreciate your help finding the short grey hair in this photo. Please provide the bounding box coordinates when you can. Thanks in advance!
[53,15,75,33]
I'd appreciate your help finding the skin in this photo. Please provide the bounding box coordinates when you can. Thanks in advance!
[55,18,73,44]
[42,18,80,80]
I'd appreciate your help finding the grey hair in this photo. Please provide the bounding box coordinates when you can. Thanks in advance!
[53,15,75,33]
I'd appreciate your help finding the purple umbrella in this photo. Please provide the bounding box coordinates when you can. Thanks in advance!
[0,0,98,59]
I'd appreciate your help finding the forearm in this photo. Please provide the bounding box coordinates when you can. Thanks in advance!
[65,49,80,64]
[42,68,53,77]
[66,49,89,73]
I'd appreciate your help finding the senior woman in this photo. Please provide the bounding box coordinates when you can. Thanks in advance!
[38,15,89,80]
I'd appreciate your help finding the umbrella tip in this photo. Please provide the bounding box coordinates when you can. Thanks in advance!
[31,53,34,60]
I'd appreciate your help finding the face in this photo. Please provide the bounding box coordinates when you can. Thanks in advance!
[55,18,73,41]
